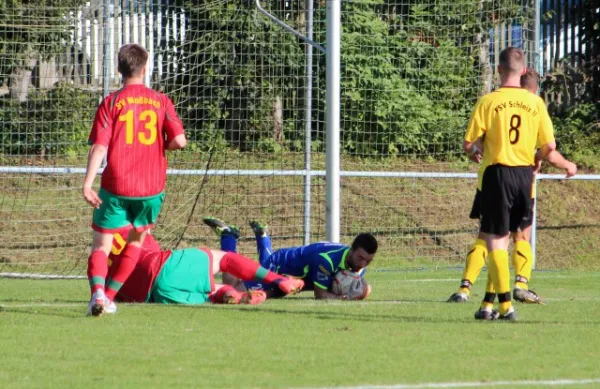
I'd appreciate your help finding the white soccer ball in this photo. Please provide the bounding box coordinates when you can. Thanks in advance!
[331,270,365,298]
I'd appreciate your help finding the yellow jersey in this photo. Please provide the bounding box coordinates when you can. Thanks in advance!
[465,87,555,171]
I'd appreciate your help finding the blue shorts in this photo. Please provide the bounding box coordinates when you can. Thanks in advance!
[243,252,277,292]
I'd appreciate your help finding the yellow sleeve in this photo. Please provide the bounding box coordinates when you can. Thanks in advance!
[536,99,555,148]
[465,99,486,143]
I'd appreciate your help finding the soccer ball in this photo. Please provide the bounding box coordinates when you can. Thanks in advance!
[331,270,365,299]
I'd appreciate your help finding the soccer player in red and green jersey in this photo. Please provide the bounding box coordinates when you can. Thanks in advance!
[83,43,187,316]
[86,225,305,312]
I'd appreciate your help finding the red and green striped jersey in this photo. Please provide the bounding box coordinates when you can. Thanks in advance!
[89,84,184,197]
[106,225,170,303]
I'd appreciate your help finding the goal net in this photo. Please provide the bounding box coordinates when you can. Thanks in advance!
[0,0,542,277]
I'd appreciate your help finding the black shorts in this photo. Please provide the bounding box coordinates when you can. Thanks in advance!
[479,165,534,236]
[469,190,482,220]
[471,189,536,225]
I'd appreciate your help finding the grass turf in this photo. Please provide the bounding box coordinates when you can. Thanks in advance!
[1,269,600,389]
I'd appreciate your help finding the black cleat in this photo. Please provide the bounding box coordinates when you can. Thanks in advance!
[498,310,517,321]
[447,292,468,303]
[91,303,104,317]
[474,308,499,321]
[203,217,240,238]
[249,220,268,237]
[513,288,544,304]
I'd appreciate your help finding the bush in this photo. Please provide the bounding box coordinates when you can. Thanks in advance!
[552,103,600,169]
[0,83,98,158]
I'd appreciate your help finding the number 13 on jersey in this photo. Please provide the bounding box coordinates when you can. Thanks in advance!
[119,109,158,145]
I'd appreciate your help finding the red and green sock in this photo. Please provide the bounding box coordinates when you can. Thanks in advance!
[87,250,108,296]
[220,252,285,284]
[104,245,142,302]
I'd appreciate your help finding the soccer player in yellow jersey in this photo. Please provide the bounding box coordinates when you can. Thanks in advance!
[463,47,558,321]
[448,68,577,306]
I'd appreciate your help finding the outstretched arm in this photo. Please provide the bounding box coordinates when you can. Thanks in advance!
[533,142,557,174]
[546,150,578,178]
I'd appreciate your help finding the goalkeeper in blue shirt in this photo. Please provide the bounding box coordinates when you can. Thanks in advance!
[203,218,377,300]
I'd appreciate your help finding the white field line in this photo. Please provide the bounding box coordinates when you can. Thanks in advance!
[1,272,598,281]
[0,303,83,308]
[376,274,600,283]
[290,377,600,389]
[4,296,600,309]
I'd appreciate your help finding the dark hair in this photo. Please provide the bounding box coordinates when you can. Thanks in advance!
[117,44,148,78]
[499,47,525,74]
[520,68,540,93]
[351,233,378,254]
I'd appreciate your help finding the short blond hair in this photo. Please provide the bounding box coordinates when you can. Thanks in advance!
[499,47,526,75]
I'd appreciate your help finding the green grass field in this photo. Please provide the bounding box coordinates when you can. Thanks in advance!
[2,269,600,389]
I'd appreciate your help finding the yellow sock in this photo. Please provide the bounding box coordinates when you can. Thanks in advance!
[459,239,487,295]
[480,272,496,310]
[513,240,533,290]
[489,249,512,314]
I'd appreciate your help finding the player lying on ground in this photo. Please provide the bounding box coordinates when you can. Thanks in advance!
[463,47,559,321]
[448,68,577,305]
[83,43,187,316]
[85,224,305,315]
[202,218,377,300]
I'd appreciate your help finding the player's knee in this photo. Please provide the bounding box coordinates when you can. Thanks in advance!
[209,249,226,268]
[127,229,148,245]
[92,232,114,254]
[512,230,530,242]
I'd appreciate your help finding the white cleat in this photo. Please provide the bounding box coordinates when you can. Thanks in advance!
[103,299,117,314]
[86,290,117,316]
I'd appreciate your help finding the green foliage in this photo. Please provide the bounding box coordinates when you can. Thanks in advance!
[0,0,88,85]
[165,0,305,153]
[176,0,512,157]
[542,0,599,165]
[0,83,97,156]
[175,0,538,158]
[578,0,600,98]
[551,103,600,169]
[541,0,599,167]
[328,0,488,156]
[5,0,591,162]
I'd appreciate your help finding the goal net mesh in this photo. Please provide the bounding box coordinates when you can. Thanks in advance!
[0,0,540,277]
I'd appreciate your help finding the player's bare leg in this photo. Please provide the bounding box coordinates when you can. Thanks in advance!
[511,228,543,304]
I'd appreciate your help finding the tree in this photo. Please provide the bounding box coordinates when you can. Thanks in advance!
[159,0,305,151]
[0,0,87,101]
[580,0,599,101]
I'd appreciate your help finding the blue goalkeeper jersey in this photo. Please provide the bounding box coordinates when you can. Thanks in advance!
[269,242,364,291]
